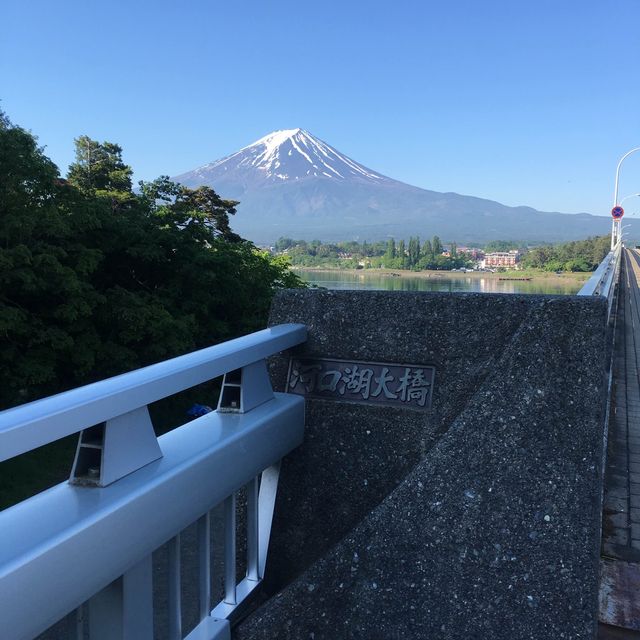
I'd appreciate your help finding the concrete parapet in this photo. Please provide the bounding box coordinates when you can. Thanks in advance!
[237,291,608,639]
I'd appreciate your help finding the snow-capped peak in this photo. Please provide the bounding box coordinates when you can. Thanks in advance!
[240,128,303,153]
[184,129,392,186]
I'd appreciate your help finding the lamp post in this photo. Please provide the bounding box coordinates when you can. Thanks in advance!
[620,193,640,206]
[612,148,640,249]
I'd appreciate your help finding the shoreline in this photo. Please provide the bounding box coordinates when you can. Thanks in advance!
[291,266,591,284]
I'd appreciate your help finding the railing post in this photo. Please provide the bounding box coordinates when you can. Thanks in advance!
[198,512,212,621]
[168,535,182,640]
[258,462,282,578]
[123,555,154,640]
[87,555,153,640]
[224,494,237,605]
[246,476,260,582]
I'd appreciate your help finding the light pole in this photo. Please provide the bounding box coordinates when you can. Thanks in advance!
[620,193,640,206]
[612,147,640,249]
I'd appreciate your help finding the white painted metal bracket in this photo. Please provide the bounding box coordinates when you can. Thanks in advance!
[217,359,274,413]
[70,406,162,487]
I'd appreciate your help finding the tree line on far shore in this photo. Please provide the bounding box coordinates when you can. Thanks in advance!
[519,236,610,272]
[274,236,470,270]
[274,235,611,273]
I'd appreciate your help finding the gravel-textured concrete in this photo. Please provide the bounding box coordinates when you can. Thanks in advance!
[236,290,608,639]
[264,291,533,593]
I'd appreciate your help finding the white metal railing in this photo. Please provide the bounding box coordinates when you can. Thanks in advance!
[0,323,307,640]
[578,241,622,321]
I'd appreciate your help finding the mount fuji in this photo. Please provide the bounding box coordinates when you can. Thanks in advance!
[172,129,618,245]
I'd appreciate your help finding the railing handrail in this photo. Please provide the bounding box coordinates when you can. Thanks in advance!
[577,242,622,330]
[0,323,308,639]
[0,395,304,640]
[0,323,306,462]
[578,247,619,298]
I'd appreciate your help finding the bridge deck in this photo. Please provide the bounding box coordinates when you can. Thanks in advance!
[600,248,640,637]
[603,248,640,558]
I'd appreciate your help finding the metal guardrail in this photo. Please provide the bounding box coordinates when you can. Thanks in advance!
[0,324,307,640]
[578,242,622,321]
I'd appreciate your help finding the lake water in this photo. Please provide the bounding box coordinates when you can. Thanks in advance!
[297,270,585,295]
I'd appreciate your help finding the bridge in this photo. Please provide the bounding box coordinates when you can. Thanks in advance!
[0,241,638,639]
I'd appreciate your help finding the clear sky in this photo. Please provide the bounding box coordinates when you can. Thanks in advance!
[2,0,639,216]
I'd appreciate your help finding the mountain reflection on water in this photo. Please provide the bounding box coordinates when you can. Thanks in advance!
[296,271,584,295]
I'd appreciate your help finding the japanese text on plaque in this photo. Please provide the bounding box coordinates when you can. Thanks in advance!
[286,359,435,409]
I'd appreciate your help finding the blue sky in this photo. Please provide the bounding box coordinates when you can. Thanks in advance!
[2,0,639,216]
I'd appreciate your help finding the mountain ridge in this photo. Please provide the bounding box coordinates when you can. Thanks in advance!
[172,129,626,245]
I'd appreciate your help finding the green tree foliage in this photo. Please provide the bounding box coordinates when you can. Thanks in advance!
[520,236,609,272]
[407,236,421,269]
[273,234,608,274]
[0,117,104,406]
[0,119,302,409]
[397,239,406,268]
[276,236,471,271]
[140,176,241,243]
[68,136,134,211]
[274,237,295,251]
[422,239,433,261]
[484,240,521,252]
[384,238,396,263]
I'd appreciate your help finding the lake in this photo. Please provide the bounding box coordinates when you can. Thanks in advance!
[296,270,585,295]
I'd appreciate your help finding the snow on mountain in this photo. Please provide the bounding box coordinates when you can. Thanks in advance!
[173,128,393,193]
[172,130,619,245]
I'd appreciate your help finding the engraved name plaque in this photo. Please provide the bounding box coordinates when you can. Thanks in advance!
[286,358,435,409]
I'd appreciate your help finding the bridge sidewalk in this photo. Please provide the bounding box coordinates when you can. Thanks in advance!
[600,248,640,636]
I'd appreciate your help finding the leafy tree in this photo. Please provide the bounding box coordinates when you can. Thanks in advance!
[519,236,609,271]
[432,235,443,256]
[0,115,104,404]
[0,114,303,409]
[141,176,241,243]
[543,259,564,273]
[384,238,396,263]
[422,239,433,261]
[408,236,421,268]
[68,136,133,202]
[563,258,590,272]
[397,239,406,268]
[275,237,295,251]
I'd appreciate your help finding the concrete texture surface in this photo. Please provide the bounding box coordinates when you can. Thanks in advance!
[236,291,608,640]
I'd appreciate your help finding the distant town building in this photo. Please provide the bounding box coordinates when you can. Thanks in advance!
[481,250,520,269]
